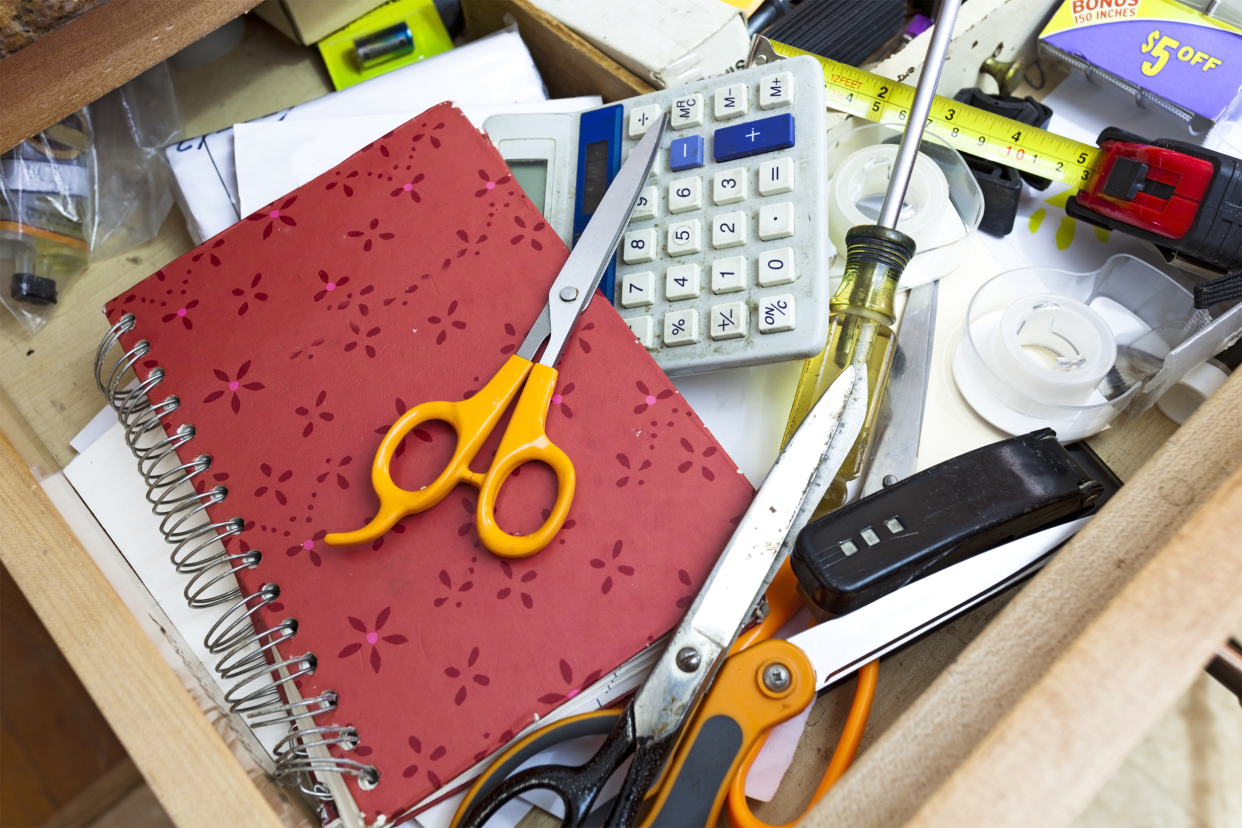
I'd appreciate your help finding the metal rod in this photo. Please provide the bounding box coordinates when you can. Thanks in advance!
[877,0,963,229]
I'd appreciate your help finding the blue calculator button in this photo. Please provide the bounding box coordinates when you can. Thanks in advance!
[713,114,795,163]
[669,135,704,171]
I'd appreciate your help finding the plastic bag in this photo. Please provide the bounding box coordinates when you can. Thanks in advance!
[88,62,183,259]
[0,63,182,335]
[0,112,91,333]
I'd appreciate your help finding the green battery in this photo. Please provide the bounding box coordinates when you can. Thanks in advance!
[354,22,414,70]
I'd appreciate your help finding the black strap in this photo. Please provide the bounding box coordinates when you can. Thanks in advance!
[1194,268,1242,309]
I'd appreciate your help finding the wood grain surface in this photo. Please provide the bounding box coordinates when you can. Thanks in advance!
[909,462,1242,827]
[0,431,284,828]
[805,371,1242,828]
[0,0,261,152]
[0,561,129,826]
[461,0,654,102]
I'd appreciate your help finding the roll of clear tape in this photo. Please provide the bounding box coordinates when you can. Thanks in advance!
[828,144,966,288]
[984,294,1117,407]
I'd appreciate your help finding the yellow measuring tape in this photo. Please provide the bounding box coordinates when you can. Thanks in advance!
[770,40,1103,190]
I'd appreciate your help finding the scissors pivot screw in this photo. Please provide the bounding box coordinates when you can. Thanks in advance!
[675,647,702,673]
[762,663,792,692]
[559,286,579,302]
[883,474,899,487]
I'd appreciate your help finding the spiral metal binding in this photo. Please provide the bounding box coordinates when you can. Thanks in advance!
[94,314,376,790]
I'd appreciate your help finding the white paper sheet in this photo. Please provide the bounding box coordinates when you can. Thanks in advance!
[165,29,547,244]
[64,421,285,761]
[234,97,601,217]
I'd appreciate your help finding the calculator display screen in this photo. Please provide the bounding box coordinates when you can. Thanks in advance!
[507,160,548,214]
[581,140,609,215]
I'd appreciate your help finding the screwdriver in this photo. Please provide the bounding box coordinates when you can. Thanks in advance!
[778,0,962,519]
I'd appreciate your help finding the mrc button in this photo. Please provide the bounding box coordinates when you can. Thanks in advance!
[713,113,795,163]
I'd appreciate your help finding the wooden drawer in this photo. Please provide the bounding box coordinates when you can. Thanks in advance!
[1,2,1240,826]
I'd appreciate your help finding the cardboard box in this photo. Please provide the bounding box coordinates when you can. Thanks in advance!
[1039,0,1242,131]
[252,0,391,45]
[525,0,750,88]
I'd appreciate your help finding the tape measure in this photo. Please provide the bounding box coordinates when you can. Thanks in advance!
[768,39,1102,189]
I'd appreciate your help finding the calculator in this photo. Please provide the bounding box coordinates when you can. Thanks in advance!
[610,56,830,376]
[483,56,830,376]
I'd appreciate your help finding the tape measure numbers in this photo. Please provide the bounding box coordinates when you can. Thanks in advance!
[770,40,1102,190]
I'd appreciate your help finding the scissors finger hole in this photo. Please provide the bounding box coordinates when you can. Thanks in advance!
[490,460,562,536]
[386,418,457,490]
[489,734,634,825]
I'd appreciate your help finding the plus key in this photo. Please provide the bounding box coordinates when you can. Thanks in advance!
[713,113,795,163]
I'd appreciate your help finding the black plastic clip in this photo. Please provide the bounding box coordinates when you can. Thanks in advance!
[953,88,1054,237]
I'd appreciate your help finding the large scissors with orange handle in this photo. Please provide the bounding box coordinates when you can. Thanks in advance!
[454,504,1088,827]
[325,114,668,558]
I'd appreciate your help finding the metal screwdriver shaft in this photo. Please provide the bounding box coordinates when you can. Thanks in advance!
[878,0,963,228]
[780,0,964,515]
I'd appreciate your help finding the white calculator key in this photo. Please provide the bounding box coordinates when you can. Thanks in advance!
[670,93,706,129]
[665,264,701,301]
[758,294,796,333]
[631,186,658,222]
[713,83,750,120]
[758,202,795,241]
[626,315,655,349]
[623,228,657,264]
[628,104,664,139]
[759,72,795,110]
[711,211,747,249]
[758,158,795,196]
[712,167,747,205]
[758,248,796,287]
[620,271,655,308]
[663,308,699,346]
[711,256,746,294]
[667,219,702,257]
[710,301,747,341]
[668,177,703,214]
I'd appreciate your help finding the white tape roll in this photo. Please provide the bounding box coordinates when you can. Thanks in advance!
[984,294,1117,407]
[828,145,966,287]
[953,292,1122,441]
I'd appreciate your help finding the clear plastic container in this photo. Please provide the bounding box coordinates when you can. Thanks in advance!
[0,112,92,331]
[951,254,1212,441]
[825,122,984,290]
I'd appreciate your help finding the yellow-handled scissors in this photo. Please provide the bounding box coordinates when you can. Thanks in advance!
[325,112,668,558]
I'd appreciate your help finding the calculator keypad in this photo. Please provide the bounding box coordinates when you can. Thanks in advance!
[759,202,796,241]
[668,177,703,214]
[609,56,829,376]
[667,219,702,257]
[758,158,795,196]
[665,264,701,301]
[713,84,750,120]
[712,168,747,205]
[620,270,655,308]
[711,212,747,249]
[630,186,658,222]
[622,228,657,264]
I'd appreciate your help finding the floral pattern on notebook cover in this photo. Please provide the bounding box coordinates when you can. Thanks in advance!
[105,103,755,820]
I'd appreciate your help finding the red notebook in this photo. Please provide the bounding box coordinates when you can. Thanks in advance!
[104,103,754,820]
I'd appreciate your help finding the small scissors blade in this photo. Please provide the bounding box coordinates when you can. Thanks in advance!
[788,517,1089,691]
[517,113,668,366]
